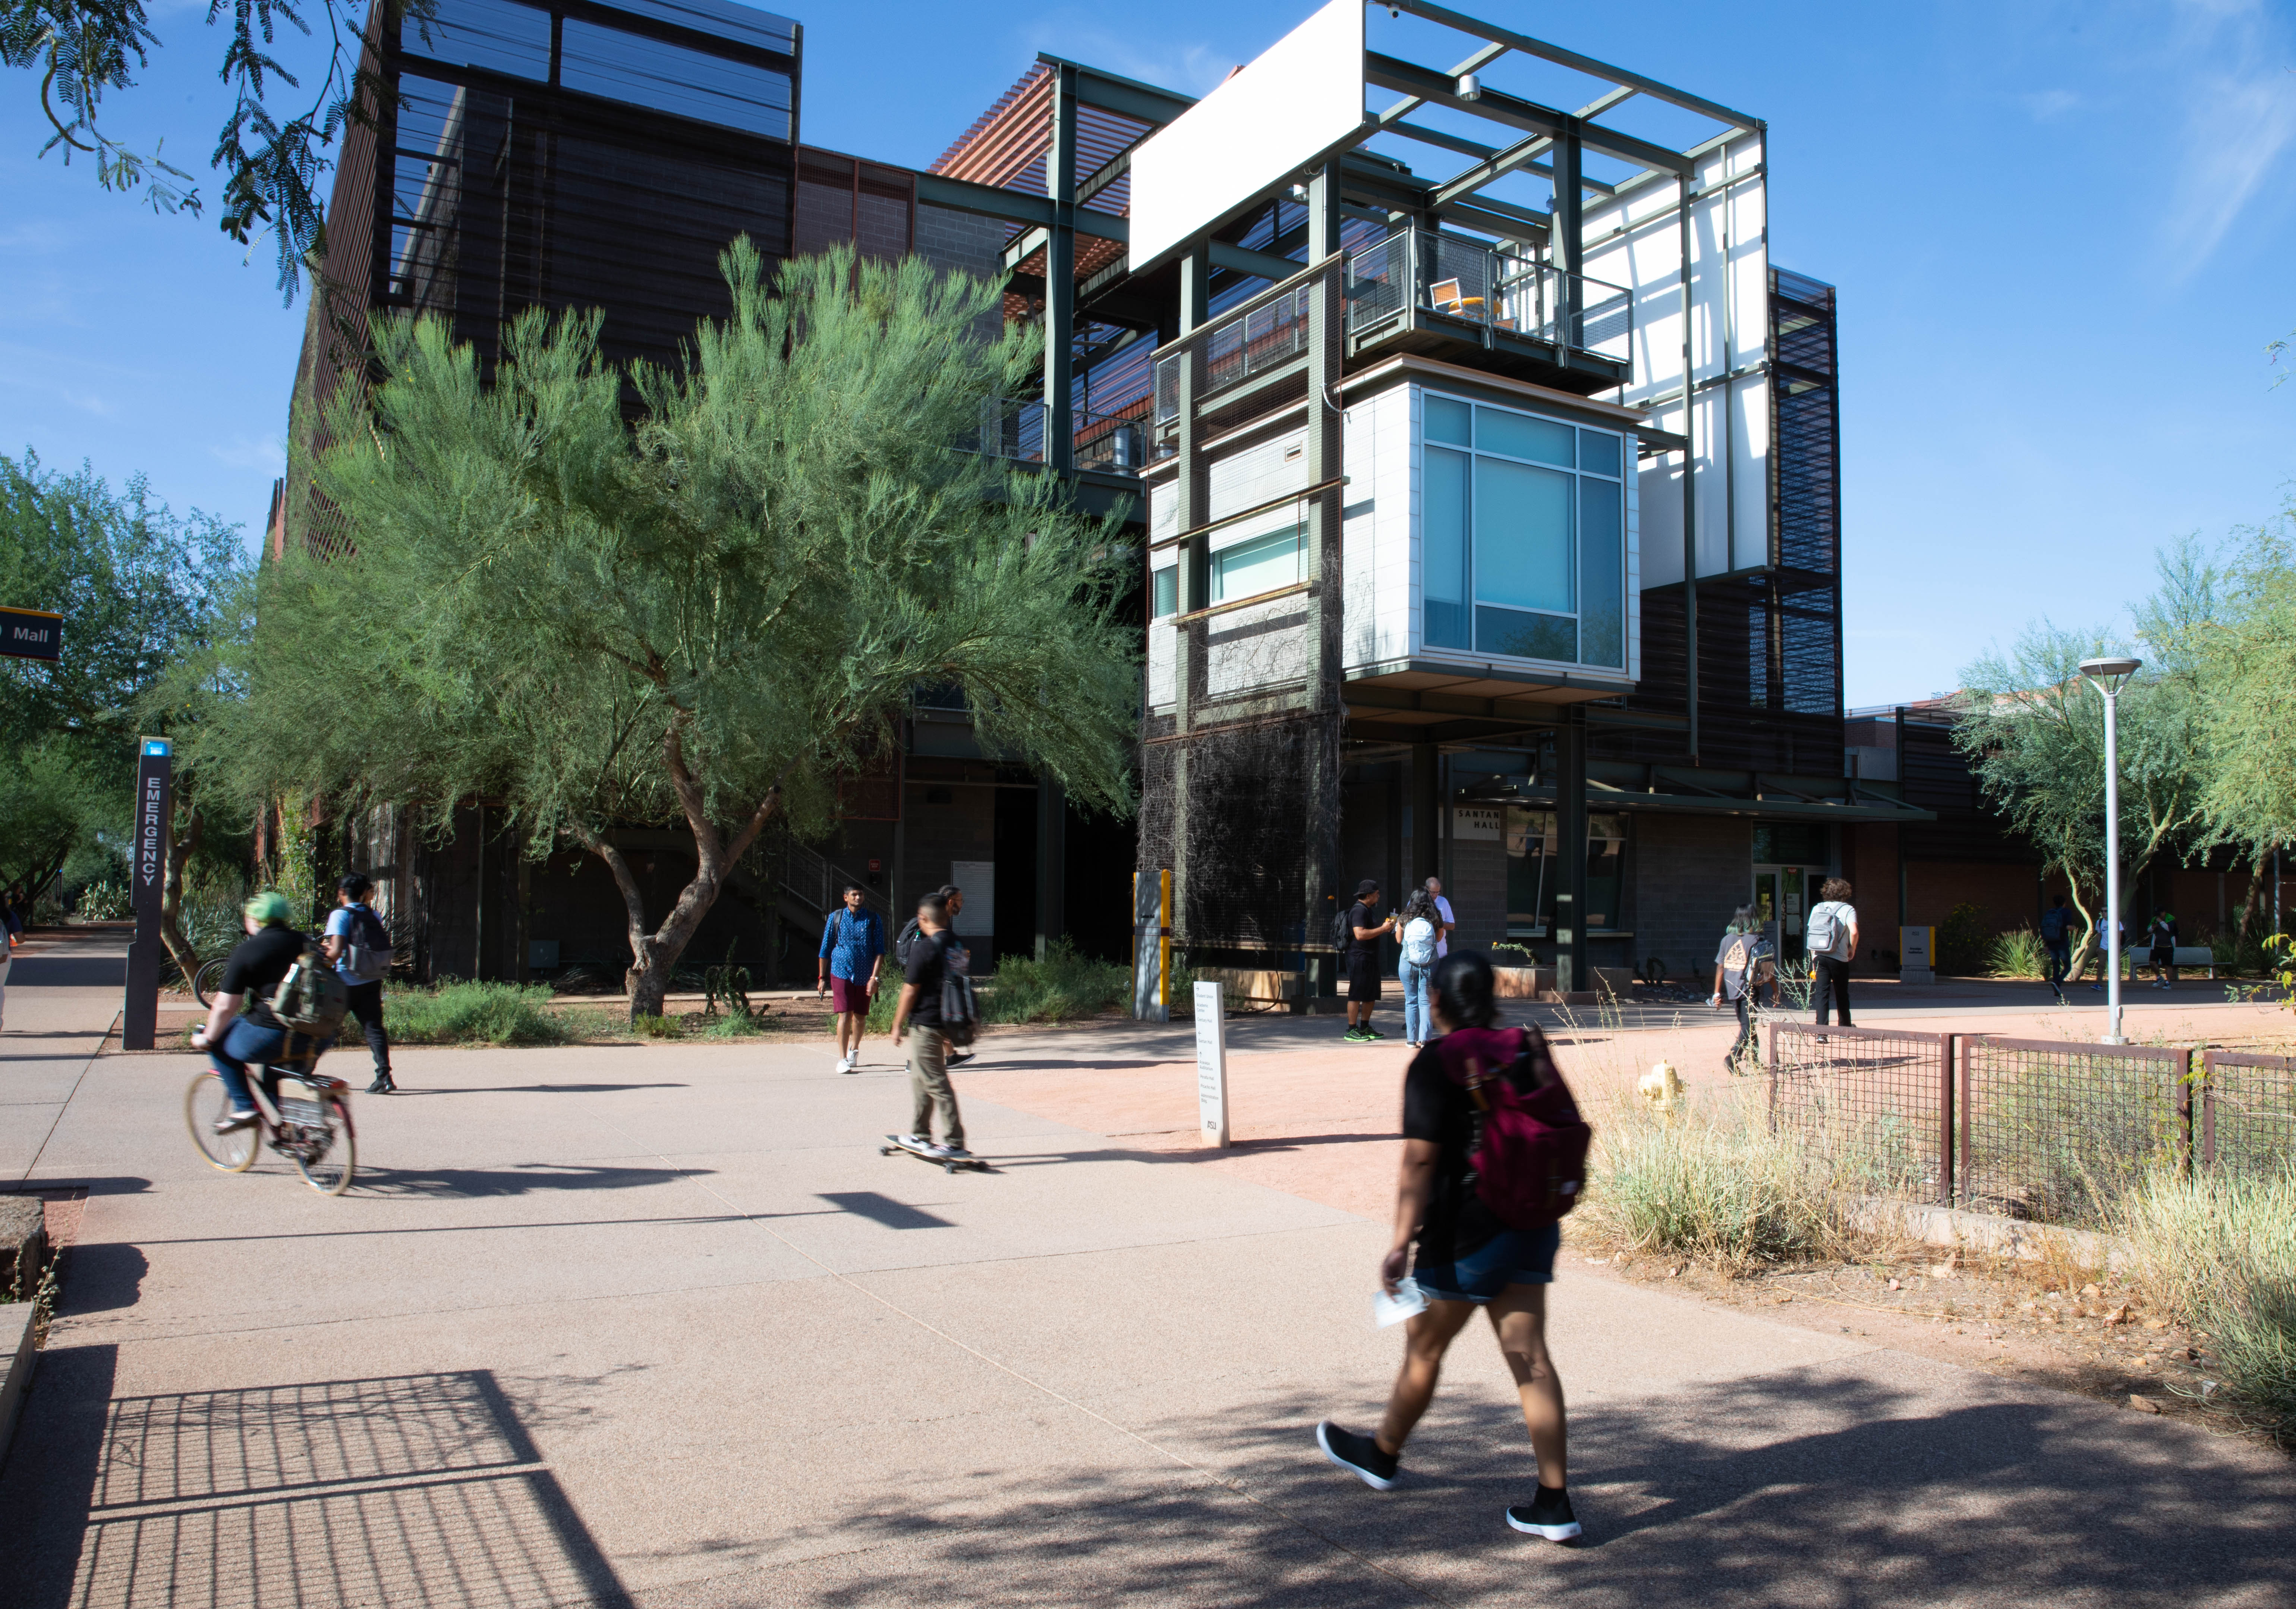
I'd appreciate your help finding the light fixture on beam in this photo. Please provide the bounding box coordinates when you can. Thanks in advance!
[1456,73,1483,101]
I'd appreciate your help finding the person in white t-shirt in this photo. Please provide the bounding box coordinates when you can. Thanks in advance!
[1423,877,1457,958]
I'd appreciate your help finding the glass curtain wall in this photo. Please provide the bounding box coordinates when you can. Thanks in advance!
[1502,808,1627,937]
[1422,390,1626,670]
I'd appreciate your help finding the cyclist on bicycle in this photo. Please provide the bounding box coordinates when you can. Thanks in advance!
[190,891,308,1133]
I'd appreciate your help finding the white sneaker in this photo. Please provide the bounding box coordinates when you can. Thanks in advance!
[923,1141,955,1158]
[900,1133,931,1150]
[837,1051,856,1073]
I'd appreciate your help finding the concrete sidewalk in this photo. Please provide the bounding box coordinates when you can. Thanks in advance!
[2,960,2289,1606]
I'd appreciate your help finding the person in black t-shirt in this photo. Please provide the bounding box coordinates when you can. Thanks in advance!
[888,892,967,1158]
[1314,948,1579,1543]
[189,890,308,1131]
[1343,878,1395,1044]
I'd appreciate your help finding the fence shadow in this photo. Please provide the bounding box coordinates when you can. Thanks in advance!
[4,1363,631,1608]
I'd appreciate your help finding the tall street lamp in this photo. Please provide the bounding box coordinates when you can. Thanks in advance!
[2080,655,2142,1043]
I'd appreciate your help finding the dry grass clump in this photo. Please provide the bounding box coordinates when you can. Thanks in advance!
[1579,1087,1850,1271]
[2113,1163,2296,1444]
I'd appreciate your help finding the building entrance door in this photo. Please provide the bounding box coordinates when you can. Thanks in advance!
[1752,864,1828,967]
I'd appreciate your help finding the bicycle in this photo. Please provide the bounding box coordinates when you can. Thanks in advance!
[185,1041,357,1195]
[192,957,228,1007]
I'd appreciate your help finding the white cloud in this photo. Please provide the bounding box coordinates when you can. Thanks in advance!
[210,434,287,474]
[2161,2,2296,277]
[2021,88,2080,121]
[1015,15,1237,98]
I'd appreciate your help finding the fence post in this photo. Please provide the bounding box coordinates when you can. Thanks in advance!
[2199,1051,2217,1171]
[1766,1021,1779,1134]
[1957,1036,1977,1210]
[1937,1032,1955,1206]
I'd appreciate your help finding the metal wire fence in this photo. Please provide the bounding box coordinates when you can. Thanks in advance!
[2199,1051,2296,1179]
[1958,1037,2189,1226]
[1767,1024,1954,1204]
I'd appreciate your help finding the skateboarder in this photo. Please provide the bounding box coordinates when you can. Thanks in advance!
[888,892,968,1159]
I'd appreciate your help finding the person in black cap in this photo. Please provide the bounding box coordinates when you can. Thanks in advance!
[1344,878,1395,1043]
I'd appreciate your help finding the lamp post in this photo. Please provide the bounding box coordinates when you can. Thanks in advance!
[2079,655,2142,1043]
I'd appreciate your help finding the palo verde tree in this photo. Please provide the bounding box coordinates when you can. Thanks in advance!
[212,240,1138,1017]
[1953,547,2214,970]
[2189,502,2296,932]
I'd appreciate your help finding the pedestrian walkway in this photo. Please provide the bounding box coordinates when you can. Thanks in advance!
[1,959,2289,1606]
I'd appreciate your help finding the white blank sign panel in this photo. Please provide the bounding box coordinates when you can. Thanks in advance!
[1128,0,1364,271]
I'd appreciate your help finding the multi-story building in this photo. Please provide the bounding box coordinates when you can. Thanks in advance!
[277,0,1933,994]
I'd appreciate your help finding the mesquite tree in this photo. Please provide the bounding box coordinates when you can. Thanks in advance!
[212,240,1137,1016]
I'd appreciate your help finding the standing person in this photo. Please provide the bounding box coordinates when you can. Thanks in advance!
[1710,905,1774,1072]
[2089,912,2124,992]
[888,893,967,1159]
[1806,878,1859,1028]
[1396,891,1440,1049]
[1314,949,1582,1542]
[321,874,396,1094]
[2145,909,2179,989]
[1344,879,1395,1044]
[1424,876,1457,959]
[816,884,884,1073]
[189,891,308,1131]
[2039,894,2075,1004]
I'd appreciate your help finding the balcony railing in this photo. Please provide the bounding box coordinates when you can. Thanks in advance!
[973,398,1150,473]
[1345,227,1632,365]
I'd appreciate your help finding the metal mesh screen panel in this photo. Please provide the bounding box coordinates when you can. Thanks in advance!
[1767,1024,1952,1202]
[1960,1037,2188,1225]
[2200,1051,2296,1178]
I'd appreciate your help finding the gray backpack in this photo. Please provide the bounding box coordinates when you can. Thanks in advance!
[1806,902,1849,961]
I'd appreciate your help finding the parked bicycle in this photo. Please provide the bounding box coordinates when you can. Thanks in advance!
[185,1040,356,1195]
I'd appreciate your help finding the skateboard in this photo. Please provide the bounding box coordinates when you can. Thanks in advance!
[879,1134,990,1174]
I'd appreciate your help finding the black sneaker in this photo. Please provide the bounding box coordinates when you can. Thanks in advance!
[947,1050,976,1068]
[1506,1485,1581,1541]
[366,1075,395,1095]
[1315,1421,1398,1490]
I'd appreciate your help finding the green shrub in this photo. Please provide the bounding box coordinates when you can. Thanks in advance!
[981,938,1130,1023]
[1934,901,1990,974]
[632,1013,683,1040]
[386,981,578,1046]
[697,1009,768,1039]
[1988,927,2047,979]
[2116,1164,2296,1445]
[74,880,130,920]
[1580,1091,1846,1269]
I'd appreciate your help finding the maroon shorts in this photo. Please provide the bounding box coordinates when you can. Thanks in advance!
[830,975,874,1015]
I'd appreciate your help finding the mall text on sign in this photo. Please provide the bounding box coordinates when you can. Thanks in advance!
[0,607,63,662]
[1193,980,1228,1147]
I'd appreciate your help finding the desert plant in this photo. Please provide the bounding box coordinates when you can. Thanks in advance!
[702,940,754,1018]
[2114,1162,2296,1444]
[73,879,130,920]
[1580,1090,1847,1269]
[1988,927,2047,979]
[1934,902,1991,974]
[385,982,578,1047]
[697,1008,768,1039]
[632,1013,683,1040]
[982,938,1130,1024]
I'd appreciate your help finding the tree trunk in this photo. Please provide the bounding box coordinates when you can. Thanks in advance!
[2062,862,2097,982]
[159,801,204,982]
[583,725,787,1021]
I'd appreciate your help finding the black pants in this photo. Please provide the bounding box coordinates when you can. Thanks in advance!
[344,979,391,1076]
[2044,942,2071,989]
[1813,956,1853,1027]
[1730,994,1757,1066]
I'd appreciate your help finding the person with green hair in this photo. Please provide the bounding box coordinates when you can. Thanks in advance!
[189,890,310,1131]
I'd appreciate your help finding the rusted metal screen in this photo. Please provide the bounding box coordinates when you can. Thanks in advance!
[1766,1023,1954,1203]
[2198,1051,2296,1178]
[1959,1036,2189,1225]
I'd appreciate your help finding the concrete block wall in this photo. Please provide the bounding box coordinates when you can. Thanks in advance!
[1628,814,1752,982]
[913,204,1004,281]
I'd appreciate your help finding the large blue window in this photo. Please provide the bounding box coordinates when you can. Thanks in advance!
[1418,390,1627,671]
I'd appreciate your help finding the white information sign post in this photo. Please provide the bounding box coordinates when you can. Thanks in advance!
[1193,981,1228,1147]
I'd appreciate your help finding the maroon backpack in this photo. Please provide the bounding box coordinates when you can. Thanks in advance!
[1435,1025,1591,1227]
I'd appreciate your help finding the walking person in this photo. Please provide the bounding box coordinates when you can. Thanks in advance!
[2089,912,2125,992]
[1424,876,1457,958]
[321,874,396,1094]
[1344,879,1395,1044]
[817,884,884,1073]
[888,892,968,1159]
[2145,909,2179,989]
[1710,905,1774,1072]
[1806,878,1858,1028]
[2039,894,2075,1004]
[1314,950,1585,1542]
[1397,890,1440,1048]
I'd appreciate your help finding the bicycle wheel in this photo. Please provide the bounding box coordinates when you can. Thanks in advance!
[185,1071,259,1172]
[290,1095,356,1196]
[192,957,228,1008]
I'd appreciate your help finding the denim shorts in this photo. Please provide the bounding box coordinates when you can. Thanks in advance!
[1413,1221,1562,1303]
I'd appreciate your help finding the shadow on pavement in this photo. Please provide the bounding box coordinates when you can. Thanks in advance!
[1,1361,631,1608]
[353,1162,712,1198]
[6,955,128,988]
[391,1083,694,1096]
[671,1369,2293,1608]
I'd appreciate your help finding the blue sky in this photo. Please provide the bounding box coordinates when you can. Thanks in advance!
[4,0,2292,708]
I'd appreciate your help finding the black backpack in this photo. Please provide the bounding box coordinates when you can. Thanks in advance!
[935,932,979,1048]
[895,917,923,969]
[1332,904,1353,951]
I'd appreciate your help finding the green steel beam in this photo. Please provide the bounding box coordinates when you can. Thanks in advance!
[1364,53,1691,177]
